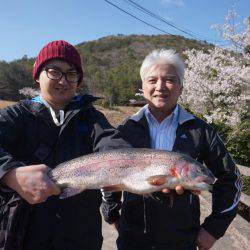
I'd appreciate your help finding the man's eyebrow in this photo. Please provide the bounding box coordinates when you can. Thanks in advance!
[146,75,157,79]
[164,74,177,77]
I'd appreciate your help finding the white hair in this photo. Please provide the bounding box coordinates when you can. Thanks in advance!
[140,49,185,84]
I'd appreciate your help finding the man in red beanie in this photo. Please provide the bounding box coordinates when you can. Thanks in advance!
[0,40,130,250]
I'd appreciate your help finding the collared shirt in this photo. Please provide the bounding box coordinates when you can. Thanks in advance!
[145,104,179,150]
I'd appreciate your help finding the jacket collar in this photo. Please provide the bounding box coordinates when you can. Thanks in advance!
[129,104,195,125]
[22,95,99,114]
[20,95,100,128]
[178,105,195,125]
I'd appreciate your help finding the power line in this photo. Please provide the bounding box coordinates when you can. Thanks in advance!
[123,0,198,39]
[104,0,171,35]
[104,0,225,45]
[124,0,226,44]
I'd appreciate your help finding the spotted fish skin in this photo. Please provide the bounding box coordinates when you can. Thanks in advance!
[49,148,215,199]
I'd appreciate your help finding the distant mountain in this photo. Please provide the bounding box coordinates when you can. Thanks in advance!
[0,34,212,102]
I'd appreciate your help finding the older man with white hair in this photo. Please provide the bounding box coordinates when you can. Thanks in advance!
[102,49,241,250]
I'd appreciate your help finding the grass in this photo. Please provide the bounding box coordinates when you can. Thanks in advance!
[95,105,140,127]
[242,176,250,195]
[0,100,16,109]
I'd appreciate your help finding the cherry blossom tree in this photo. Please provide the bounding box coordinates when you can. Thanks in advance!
[181,10,249,126]
[19,87,39,99]
[211,9,250,53]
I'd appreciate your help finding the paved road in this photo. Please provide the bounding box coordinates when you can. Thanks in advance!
[102,192,249,250]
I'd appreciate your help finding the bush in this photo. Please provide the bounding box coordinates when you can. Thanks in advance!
[241,176,250,195]
[212,120,249,166]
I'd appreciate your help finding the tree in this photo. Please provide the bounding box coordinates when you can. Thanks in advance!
[181,9,250,165]
[181,46,249,126]
[181,10,249,126]
[211,10,250,54]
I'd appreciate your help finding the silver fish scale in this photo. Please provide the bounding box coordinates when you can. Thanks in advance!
[50,148,213,197]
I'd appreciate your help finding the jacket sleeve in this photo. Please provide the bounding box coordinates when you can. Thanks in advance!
[201,128,241,239]
[0,105,26,195]
[88,108,131,223]
[89,108,131,152]
[101,190,122,224]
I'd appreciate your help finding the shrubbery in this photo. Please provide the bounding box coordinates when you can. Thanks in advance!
[212,120,249,166]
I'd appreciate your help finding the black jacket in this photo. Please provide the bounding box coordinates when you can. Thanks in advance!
[102,105,241,248]
[0,95,130,250]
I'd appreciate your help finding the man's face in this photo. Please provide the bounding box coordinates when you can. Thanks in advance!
[36,60,79,107]
[142,64,182,115]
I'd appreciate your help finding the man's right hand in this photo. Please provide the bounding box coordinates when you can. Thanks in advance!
[112,220,119,231]
[1,165,61,204]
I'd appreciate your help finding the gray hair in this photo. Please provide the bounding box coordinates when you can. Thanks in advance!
[140,49,185,84]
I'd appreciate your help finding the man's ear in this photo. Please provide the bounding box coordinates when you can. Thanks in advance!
[178,77,183,94]
[180,85,183,92]
[179,85,183,95]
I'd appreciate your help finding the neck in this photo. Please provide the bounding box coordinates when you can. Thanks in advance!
[40,96,67,112]
[148,105,176,123]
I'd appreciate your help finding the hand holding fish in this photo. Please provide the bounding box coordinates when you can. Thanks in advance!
[113,220,119,231]
[162,186,201,195]
[2,164,61,204]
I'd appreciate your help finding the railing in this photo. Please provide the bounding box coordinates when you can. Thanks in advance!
[237,164,249,221]
[237,164,250,176]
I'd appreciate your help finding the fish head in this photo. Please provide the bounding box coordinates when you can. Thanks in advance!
[171,158,215,191]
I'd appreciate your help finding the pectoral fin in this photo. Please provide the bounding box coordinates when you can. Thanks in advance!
[147,175,168,186]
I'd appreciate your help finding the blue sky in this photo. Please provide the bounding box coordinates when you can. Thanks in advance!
[0,0,249,61]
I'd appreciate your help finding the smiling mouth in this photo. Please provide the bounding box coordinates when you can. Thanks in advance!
[56,88,68,92]
[154,95,168,98]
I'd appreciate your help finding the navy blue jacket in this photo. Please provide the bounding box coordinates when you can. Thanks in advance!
[102,105,241,248]
[0,95,130,250]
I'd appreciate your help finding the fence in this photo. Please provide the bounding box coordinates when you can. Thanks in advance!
[237,164,249,221]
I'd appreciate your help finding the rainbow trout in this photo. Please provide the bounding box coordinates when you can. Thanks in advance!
[49,148,215,199]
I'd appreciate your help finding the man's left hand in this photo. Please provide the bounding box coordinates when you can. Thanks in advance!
[196,227,216,250]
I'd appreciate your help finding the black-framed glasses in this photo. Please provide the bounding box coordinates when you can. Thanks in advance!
[44,67,80,83]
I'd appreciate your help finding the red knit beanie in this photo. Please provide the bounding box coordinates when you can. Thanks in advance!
[33,40,83,84]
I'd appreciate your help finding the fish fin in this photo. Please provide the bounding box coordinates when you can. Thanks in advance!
[143,193,158,200]
[169,192,174,208]
[59,187,83,199]
[102,184,124,192]
[143,194,150,199]
[147,175,168,186]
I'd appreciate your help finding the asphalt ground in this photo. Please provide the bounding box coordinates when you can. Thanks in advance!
[102,192,249,250]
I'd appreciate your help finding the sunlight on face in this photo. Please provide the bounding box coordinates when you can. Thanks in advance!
[142,64,182,119]
[36,60,79,109]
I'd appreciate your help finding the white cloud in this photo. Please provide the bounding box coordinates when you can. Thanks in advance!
[161,0,185,7]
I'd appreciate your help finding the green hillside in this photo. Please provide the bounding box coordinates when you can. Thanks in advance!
[0,34,212,103]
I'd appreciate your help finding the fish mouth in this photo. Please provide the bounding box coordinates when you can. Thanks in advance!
[194,176,215,185]
[193,182,213,191]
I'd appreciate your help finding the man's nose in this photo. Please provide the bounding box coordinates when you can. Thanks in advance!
[58,74,68,85]
[155,79,165,90]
